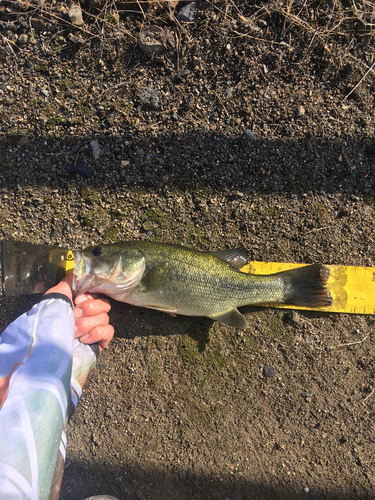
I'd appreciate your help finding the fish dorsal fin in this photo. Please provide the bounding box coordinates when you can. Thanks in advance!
[209,309,248,329]
[211,247,249,270]
[140,263,170,293]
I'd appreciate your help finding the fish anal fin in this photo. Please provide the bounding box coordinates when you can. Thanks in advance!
[211,248,249,270]
[209,309,248,329]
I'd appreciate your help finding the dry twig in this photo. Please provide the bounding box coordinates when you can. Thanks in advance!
[331,333,370,349]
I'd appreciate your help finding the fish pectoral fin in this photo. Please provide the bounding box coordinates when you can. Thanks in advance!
[211,248,249,270]
[209,309,248,329]
[140,263,169,293]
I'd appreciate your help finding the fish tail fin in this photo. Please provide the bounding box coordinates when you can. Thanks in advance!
[280,264,332,308]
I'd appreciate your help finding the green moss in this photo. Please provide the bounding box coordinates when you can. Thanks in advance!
[35,64,49,74]
[80,186,101,204]
[46,115,69,128]
[57,78,70,90]
[84,207,106,228]
[29,99,39,109]
[178,334,199,361]
[148,359,163,386]
[103,224,120,241]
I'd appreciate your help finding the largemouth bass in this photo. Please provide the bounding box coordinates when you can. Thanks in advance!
[73,241,332,328]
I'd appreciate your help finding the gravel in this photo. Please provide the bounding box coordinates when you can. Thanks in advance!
[0,1,374,499]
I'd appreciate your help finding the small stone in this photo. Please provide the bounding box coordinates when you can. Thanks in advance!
[304,487,310,493]
[68,34,85,45]
[224,87,233,98]
[181,94,194,110]
[177,2,198,22]
[121,160,130,168]
[18,34,28,45]
[186,467,195,479]
[177,68,190,80]
[68,5,84,26]
[296,104,305,117]
[284,310,300,324]
[66,159,93,178]
[18,135,28,146]
[139,88,160,110]
[171,113,179,121]
[301,392,309,399]
[343,63,353,77]
[65,163,75,174]
[31,18,45,32]
[90,139,101,160]
[244,129,255,141]
[263,365,276,378]
[138,26,166,57]
[192,56,200,68]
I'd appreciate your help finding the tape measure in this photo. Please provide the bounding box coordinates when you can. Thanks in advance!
[53,250,75,278]
[65,251,75,274]
[241,262,375,315]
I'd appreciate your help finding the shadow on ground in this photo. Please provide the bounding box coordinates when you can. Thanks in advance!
[60,459,374,500]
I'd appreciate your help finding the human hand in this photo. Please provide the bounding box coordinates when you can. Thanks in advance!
[44,274,114,351]
[73,293,114,351]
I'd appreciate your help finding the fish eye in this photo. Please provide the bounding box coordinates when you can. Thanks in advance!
[92,246,102,257]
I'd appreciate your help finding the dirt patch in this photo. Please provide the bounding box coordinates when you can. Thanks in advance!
[0,1,374,499]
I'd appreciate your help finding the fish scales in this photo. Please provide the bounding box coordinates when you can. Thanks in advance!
[73,241,332,329]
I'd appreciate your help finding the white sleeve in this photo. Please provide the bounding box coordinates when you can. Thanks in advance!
[0,295,75,500]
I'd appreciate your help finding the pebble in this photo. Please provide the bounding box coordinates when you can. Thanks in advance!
[343,63,353,77]
[139,88,160,110]
[192,56,200,68]
[18,34,28,45]
[68,5,84,26]
[177,2,198,22]
[68,34,85,46]
[66,159,93,179]
[301,392,309,399]
[304,487,310,493]
[138,26,166,57]
[90,139,101,160]
[284,310,300,324]
[244,129,256,141]
[181,94,194,110]
[296,104,305,117]
[224,88,233,98]
[31,18,45,32]
[186,467,195,479]
[263,365,277,378]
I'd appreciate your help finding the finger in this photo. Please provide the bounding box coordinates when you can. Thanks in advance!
[74,312,110,338]
[74,297,111,319]
[78,324,115,351]
[74,293,110,306]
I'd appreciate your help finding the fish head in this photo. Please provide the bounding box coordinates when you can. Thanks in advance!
[73,244,145,298]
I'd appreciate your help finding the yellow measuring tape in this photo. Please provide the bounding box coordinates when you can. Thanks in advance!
[52,250,75,279]
[64,251,75,274]
[241,262,375,315]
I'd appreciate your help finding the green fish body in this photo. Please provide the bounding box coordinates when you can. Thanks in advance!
[73,241,332,328]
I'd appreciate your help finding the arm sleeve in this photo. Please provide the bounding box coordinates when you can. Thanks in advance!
[0,295,98,500]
